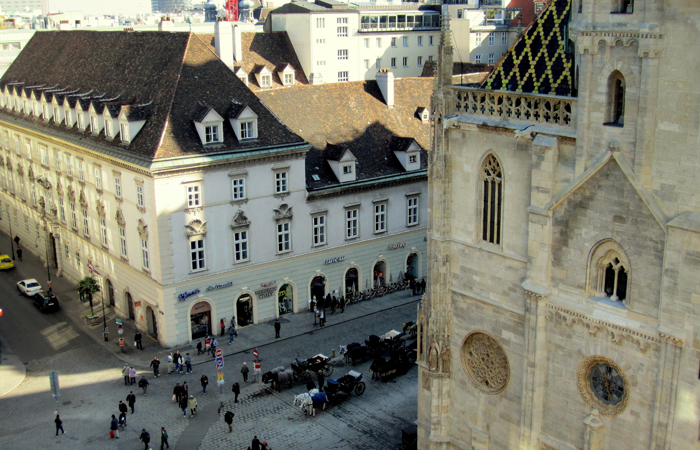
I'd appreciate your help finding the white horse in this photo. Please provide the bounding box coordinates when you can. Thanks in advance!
[303,391,327,416]
[293,389,319,409]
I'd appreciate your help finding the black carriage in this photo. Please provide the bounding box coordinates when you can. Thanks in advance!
[325,370,365,404]
[291,353,333,382]
[380,330,406,352]
[392,425,417,450]
[343,342,372,366]
[369,347,413,382]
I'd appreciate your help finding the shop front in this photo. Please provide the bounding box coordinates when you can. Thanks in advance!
[310,275,326,302]
[345,267,359,296]
[373,261,387,287]
[278,283,293,315]
[190,301,211,339]
[236,293,254,327]
[406,252,419,280]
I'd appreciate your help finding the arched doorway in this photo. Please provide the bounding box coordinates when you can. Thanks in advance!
[126,291,135,320]
[344,267,359,296]
[190,300,211,339]
[236,293,253,327]
[278,283,293,315]
[106,279,115,307]
[373,261,387,287]
[406,252,419,280]
[146,305,158,337]
[310,275,326,303]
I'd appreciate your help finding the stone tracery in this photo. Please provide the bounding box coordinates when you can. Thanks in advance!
[461,332,509,394]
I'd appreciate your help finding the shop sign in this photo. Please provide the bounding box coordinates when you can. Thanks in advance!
[134,301,142,307]
[388,242,406,250]
[178,288,200,302]
[255,286,276,298]
[325,256,346,265]
[206,281,233,292]
[260,280,276,288]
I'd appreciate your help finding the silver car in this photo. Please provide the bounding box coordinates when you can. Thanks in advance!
[17,279,42,297]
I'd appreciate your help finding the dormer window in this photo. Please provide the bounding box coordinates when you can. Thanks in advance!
[192,104,224,146]
[77,114,85,130]
[240,121,255,140]
[253,66,273,89]
[53,107,61,124]
[343,164,353,174]
[234,67,249,87]
[416,107,430,122]
[276,63,296,86]
[120,122,130,143]
[284,73,294,85]
[90,116,99,134]
[391,137,422,172]
[228,103,259,142]
[43,104,51,120]
[105,120,113,138]
[205,125,220,143]
[33,101,39,116]
[409,155,417,164]
[261,75,271,87]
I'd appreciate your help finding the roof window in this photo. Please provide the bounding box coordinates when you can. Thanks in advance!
[192,102,224,146]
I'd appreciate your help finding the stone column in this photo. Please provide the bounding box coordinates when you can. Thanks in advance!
[650,331,684,449]
[583,409,603,450]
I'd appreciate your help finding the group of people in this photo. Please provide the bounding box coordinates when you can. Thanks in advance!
[167,350,192,374]
[172,381,198,417]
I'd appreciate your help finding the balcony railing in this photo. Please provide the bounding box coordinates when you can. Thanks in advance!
[453,87,576,130]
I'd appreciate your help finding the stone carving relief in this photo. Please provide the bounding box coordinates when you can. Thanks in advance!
[27,165,34,181]
[16,164,23,176]
[66,185,75,201]
[137,218,148,239]
[6,157,11,170]
[230,210,250,229]
[461,332,510,394]
[95,200,106,217]
[273,203,293,221]
[36,176,52,190]
[56,179,63,197]
[79,190,87,208]
[439,344,451,374]
[607,140,620,153]
[115,208,125,226]
[428,340,439,372]
[185,218,207,237]
[38,196,45,209]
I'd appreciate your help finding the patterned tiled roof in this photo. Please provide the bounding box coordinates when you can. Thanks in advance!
[482,0,573,96]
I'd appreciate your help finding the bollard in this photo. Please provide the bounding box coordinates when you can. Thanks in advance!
[331,349,335,358]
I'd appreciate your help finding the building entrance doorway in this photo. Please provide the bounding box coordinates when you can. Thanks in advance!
[278,284,293,315]
[190,301,211,339]
[345,268,358,296]
[373,261,386,287]
[147,306,158,337]
[126,292,135,320]
[237,294,253,327]
[406,253,419,280]
[310,275,326,303]
[107,279,115,306]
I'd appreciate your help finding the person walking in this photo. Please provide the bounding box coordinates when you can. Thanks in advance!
[174,351,181,373]
[138,375,149,396]
[16,248,22,261]
[185,353,192,374]
[220,318,226,336]
[110,414,119,439]
[274,319,281,339]
[224,410,234,432]
[252,435,261,450]
[317,370,325,392]
[331,296,338,314]
[319,309,325,327]
[167,353,173,374]
[129,366,136,385]
[200,374,209,394]
[241,362,249,383]
[182,381,189,399]
[188,395,198,417]
[54,414,65,437]
[139,429,150,450]
[150,357,161,377]
[339,295,345,313]
[160,427,169,450]
[122,364,130,385]
[118,400,128,417]
[232,381,240,403]
[229,325,235,345]
[118,411,127,429]
[210,338,218,357]
[135,330,143,350]
[179,395,188,418]
[126,391,136,414]
[196,340,203,355]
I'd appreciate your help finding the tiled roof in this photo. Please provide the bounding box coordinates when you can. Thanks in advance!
[0,30,305,161]
[482,0,573,96]
[198,31,308,90]
[255,78,431,190]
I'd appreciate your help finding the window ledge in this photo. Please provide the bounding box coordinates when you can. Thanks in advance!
[374,230,387,235]
[273,192,290,199]
[313,243,327,248]
[587,295,628,310]
[233,259,251,265]
[114,196,123,203]
[137,206,146,214]
[345,236,360,241]
[96,188,103,196]
[185,207,203,214]
[101,243,109,250]
[603,122,624,128]
[230,199,248,206]
[406,222,419,228]
[120,255,129,262]
[190,268,208,275]
[277,250,293,256]
[142,267,151,275]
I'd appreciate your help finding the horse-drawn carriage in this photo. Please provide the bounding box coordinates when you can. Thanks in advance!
[325,370,366,404]
[341,342,372,366]
[261,366,294,392]
[369,346,414,382]
[392,425,418,450]
[291,353,333,382]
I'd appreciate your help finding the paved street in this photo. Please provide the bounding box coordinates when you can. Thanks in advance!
[0,242,420,450]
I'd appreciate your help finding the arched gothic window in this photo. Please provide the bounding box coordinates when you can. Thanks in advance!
[588,241,630,303]
[481,154,502,245]
[605,71,625,126]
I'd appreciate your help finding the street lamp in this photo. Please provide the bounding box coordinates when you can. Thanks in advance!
[35,235,52,293]
[1,207,15,260]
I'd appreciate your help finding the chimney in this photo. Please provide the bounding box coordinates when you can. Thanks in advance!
[158,16,175,32]
[376,68,394,108]
[232,25,243,62]
[215,19,234,69]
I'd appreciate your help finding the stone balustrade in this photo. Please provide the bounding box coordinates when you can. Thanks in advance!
[453,87,577,130]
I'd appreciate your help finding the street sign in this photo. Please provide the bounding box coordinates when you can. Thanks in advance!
[253,349,258,359]
[49,371,59,399]
[217,372,224,381]
[215,349,223,358]
[215,357,223,369]
[87,262,100,276]
[47,281,52,288]
[115,318,122,325]
[254,361,261,371]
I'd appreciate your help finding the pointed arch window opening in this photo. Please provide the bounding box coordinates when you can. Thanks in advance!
[481,155,502,245]
[605,71,625,127]
[596,256,627,302]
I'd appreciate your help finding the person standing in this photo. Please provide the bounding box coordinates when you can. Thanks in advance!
[139,429,150,450]
[274,319,281,339]
[224,410,234,432]
[110,414,119,439]
[188,395,198,417]
[126,391,136,414]
[135,330,143,350]
[229,325,235,345]
[319,309,325,327]
[241,362,249,383]
[167,353,173,374]
[317,370,325,392]
[196,340,203,355]
[210,338,218,357]
[173,383,183,404]
[220,318,226,336]
[128,366,136,385]
[118,400,128,418]
[182,381,189,399]
[160,427,169,450]
[16,248,22,261]
[339,296,345,313]
[252,435,261,450]
[232,381,240,403]
[150,357,161,377]
[200,374,209,394]
[173,351,181,373]
[185,353,192,374]
[54,414,65,437]
[138,376,149,396]
[179,395,188,418]
[122,364,130,385]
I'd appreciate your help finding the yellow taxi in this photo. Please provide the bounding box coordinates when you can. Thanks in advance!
[0,255,14,270]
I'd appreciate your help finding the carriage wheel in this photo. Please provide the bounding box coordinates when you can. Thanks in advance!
[322,365,333,378]
[354,381,366,395]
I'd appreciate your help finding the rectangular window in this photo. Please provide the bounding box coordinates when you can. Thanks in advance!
[403,57,409,67]
[205,125,219,143]
[376,38,381,47]
[65,154,72,176]
[70,202,77,229]
[136,184,144,208]
[94,167,102,189]
[376,58,381,70]
[277,222,291,253]
[501,32,508,46]
[31,185,36,205]
[346,208,358,239]
[402,36,408,47]
[54,152,60,171]
[407,197,419,226]
[374,203,387,233]
[24,139,31,159]
[114,176,121,198]
[343,165,353,174]
[240,120,255,139]
[488,54,495,64]
[338,49,348,60]
[338,71,349,82]
[316,17,325,28]
[364,38,369,48]
[105,120,113,137]
[90,116,98,133]
[58,198,65,222]
[284,73,293,85]
[39,146,48,165]
[232,178,246,200]
[428,55,433,61]
[417,56,423,66]
[488,33,495,46]
[187,184,201,208]
[475,54,482,63]
[337,17,347,24]
[391,57,397,68]
[53,107,60,122]
[364,59,369,69]
[313,215,326,246]
[275,172,288,193]
[429,35,434,46]
[418,36,423,46]
[82,208,89,236]
[120,123,130,142]
[190,238,205,271]
[391,37,396,47]
[261,75,271,87]
[77,114,84,130]
[475,32,481,46]
[337,26,348,37]
[100,218,108,246]
[77,160,84,182]
[141,238,149,270]
[233,230,248,262]
[458,9,463,18]
[119,227,127,258]
[13,135,19,155]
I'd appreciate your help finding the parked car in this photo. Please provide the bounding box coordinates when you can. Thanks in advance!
[32,291,59,313]
[17,279,42,296]
[0,255,14,270]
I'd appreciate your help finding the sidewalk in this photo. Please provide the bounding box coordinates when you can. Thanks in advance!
[0,342,26,397]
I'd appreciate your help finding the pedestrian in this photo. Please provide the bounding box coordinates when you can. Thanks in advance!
[160,427,169,450]
[224,410,234,432]
[110,414,119,439]
[196,340,203,355]
[178,352,184,374]
[179,394,188,417]
[305,378,316,391]
[420,278,426,294]
[54,414,65,437]
[319,309,325,327]
[252,435,261,450]
[331,296,338,314]
[232,381,240,403]
[129,366,136,385]
[317,370,325,392]
[274,319,281,338]
[261,442,271,450]
[16,248,22,261]
[182,381,189,399]
[167,353,173,374]
[135,330,143,350]
[230,317,236,330]
[188,395,198,417]
[210,338,218,357]
[126,391,136,414]
[185,353,192,374]
[118,400,128,417]
[138,375,149,396]
[410,278,416,295]
[118,411,127,429]
[150,357,161,377]
[220,318,226,336]
[139,429,150,450]
[173,383,182,404]
[241,362,249,383]
[122,363,130,385]
[174,351,181,373]
[119,337,126,353]
[339,295,345,313]
[201,374,209,394]
[229,325,235,345]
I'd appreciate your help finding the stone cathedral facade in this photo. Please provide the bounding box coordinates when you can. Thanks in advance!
[417,1,700,449]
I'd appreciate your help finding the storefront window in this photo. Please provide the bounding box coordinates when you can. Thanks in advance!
[237,294,253,327]
[345,268,358,295]
[311,276,326,302]
[278,284,293,315]
[406,253,419,279]
[373,261,386,287]
[190,301,211,339]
